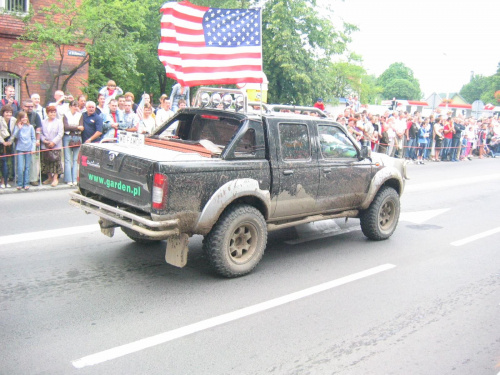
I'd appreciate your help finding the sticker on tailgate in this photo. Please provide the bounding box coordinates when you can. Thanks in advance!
[87,173,142,197]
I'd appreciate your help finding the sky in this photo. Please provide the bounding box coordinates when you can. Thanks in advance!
[327,0,500,99]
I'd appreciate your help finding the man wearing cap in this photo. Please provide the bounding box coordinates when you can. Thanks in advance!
[314,98,325,111]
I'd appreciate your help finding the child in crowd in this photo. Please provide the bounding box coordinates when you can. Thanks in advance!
[12,111,36,190]
[99,80,123,110]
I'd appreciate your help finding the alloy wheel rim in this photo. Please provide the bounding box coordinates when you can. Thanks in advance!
[228,223,257,264]
[379,200,395,231]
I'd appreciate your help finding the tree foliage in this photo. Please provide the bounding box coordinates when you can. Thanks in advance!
[460,63,500,104]
[12,0,88,101]
[262,0,356,104]
[327,53,382,105]
[377,62,422,100]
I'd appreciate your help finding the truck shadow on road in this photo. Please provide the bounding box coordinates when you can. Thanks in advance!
[112,219,389,282]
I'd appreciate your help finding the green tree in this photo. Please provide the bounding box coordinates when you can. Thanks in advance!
[460,63,500,104]
[81,0,157,100]
[262,0,356,104]
[378,62,422,100]
[12,0,154,103]
[382,78,421,101]
[12,0,88,101]
[327,53,382,104]
[359,74,382,104]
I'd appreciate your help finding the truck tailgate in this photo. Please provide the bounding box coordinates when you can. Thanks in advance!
[78,143,208,213]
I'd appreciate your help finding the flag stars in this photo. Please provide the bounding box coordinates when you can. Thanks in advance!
[202,7,261,48]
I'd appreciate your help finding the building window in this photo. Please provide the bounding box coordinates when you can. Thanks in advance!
[0,0,29,12]
[0,73,21,102]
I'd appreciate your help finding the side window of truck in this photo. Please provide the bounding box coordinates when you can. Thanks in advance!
[318,125,358,159]
[279,123,311,160]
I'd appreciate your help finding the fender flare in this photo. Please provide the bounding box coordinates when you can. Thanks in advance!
[359,166,404,210]
[194,178,271,235]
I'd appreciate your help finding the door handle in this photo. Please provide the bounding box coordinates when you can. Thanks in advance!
[323,168,332,173]
[283,170,294,176]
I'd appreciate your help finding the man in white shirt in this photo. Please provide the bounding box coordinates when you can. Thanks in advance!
[31,93,46,121]
[155,96,174,131]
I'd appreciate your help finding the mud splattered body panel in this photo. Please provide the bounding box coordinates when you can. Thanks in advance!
[74,108,405,237]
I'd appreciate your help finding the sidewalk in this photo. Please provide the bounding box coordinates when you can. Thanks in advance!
[0,182,74,194]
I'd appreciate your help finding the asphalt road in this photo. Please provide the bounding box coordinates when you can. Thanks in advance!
[1,158,499,375]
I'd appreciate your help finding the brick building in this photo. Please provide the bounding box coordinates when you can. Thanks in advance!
[0,0,88,105]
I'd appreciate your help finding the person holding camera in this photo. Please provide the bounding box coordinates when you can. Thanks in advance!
[1,85,20,115]
[50,90,73,120]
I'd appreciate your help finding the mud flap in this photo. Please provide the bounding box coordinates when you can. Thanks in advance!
[98,219,116,238]
[165,233,189,268]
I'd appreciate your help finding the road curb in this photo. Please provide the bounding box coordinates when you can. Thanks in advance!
[0,184,74,194]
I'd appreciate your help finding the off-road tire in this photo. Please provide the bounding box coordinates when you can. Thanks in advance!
[360,186,400,240]
[121,227,162,245]
[203,204,267,278]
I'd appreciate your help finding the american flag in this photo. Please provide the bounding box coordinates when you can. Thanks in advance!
[158,1,263,87]
[136,95,145,120]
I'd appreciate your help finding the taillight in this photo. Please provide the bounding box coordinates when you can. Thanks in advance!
[152,173,168,210]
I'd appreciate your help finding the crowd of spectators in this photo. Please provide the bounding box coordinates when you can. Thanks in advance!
[0,81,498,191]
[333,105,500,164]
[0,80,179,189]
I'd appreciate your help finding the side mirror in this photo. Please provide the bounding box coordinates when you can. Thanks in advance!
[360,145,371,160]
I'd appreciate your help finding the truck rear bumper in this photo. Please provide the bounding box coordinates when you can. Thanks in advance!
[69,191,179,239]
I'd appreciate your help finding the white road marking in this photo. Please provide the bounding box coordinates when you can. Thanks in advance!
[450,227,500,247]
[405,173,500,193]
[399,208,450,224]
[0,225,100,246]
[72,263,396,369]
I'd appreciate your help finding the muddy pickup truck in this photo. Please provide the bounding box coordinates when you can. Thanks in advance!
[69,88,407,277]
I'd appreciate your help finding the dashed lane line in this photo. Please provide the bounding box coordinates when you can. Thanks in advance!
[450,226,500,247]
[0,224,100,246]
[72,263,397,369]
